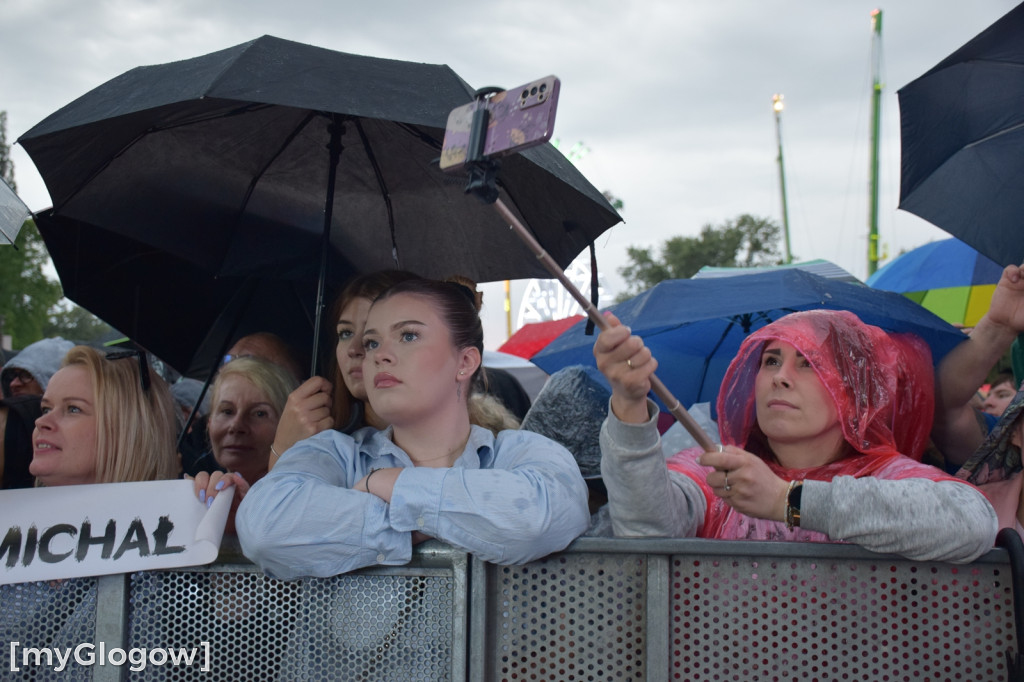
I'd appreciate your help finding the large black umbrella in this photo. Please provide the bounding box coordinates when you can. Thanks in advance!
[34,210,318,379]
[898,2,1024,267]
[19,35,620,374]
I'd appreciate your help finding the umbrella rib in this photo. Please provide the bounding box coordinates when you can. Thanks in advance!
[697,319,736,401]
[394,122,443,150]
[963,119,1024,150]
[51,102,276,213]
[353,119,398,267]
[234,110,318,221]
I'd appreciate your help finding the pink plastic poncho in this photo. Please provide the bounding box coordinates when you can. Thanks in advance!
[666,309,964,542]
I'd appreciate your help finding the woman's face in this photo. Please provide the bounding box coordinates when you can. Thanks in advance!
[983,379,1016,417]
[30,365,98,486]
[754,340,843,453]
[361,292,467,426]
[336,296,374,400]
[208,374,280,483]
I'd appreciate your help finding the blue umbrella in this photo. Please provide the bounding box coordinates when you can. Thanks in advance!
[866,238,1004,327]
[532,269,967,411]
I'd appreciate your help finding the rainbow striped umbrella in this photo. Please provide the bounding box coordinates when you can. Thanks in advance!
[866,238,1004,327]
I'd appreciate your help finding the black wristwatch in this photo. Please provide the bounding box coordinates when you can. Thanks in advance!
[785,480,803,530]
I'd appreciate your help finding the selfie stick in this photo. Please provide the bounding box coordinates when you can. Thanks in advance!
[490,199,717,452]
[457,103,715,451]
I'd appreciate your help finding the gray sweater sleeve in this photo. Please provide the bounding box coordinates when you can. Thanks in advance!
[599,399,706,538]
[800,476,998,563]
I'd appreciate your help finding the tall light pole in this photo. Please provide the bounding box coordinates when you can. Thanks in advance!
[772,94,792,264]
[867,8,883,276]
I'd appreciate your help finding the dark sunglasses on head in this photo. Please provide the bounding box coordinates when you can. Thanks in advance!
[106,349,151,394]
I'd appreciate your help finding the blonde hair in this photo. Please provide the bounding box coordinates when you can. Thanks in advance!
[210,356,299,418]
[63,346,178,483]
[468,394,521,435]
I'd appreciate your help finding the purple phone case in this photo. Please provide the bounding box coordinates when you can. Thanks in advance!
[440,75,560,171]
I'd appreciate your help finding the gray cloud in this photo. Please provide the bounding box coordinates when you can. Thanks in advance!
[1,0,1017,346]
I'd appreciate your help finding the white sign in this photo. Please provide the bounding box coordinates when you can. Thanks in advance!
[0,479,232,585]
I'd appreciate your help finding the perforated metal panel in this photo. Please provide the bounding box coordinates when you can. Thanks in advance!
[127,567,456,681]
[670,555,1016,681]
[1,578,97,681]
[484,552,648,681]
[1,541,1019,681]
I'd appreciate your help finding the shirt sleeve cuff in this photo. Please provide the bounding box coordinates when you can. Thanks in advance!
[604,397,661,453]
[388,467,449,533]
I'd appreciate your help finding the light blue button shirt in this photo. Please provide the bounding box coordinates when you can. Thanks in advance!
[236,425,590,580]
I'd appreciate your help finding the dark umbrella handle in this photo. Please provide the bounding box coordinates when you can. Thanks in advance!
[492,198,717,452]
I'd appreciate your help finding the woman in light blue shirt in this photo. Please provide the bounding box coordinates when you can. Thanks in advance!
[235,278,590,579]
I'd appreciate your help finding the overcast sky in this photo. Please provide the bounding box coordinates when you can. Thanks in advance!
[1,0,1018,347]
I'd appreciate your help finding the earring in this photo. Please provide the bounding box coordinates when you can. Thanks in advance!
[459,370,465,375]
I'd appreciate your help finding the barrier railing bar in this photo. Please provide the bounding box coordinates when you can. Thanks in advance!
[93,573,129,682]
[563,535,1012,564]
[449,551,469,682]
[467,556,490,681]
[645,554,670,682]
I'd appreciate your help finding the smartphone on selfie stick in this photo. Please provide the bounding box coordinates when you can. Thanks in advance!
[440,75,560,174]
[440,77,716,451]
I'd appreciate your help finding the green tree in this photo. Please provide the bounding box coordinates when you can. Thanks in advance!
[0,111,64,348]
[617,214,783,299]
[0,219,64,347]
[44,301,117,343]
[0,111,13,189]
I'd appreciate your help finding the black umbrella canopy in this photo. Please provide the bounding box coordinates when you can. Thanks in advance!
[35,210,324,379]
[898,2,1024,268]
[19,35,620,283]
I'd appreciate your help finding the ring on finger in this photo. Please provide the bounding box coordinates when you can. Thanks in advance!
[724,470,731,492]
[626,358,633,369]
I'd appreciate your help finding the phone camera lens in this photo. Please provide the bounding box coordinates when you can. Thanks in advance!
[521,90,529,99]
[539,83,547,93]
[530,86,538,96]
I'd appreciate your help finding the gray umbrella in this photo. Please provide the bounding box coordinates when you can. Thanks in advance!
[0,177,29,245]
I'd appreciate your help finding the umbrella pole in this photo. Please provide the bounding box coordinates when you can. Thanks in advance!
[490,198,717,452]
[310,118,344,377]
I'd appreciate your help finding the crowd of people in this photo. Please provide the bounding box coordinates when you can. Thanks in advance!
[4,265,1024,575]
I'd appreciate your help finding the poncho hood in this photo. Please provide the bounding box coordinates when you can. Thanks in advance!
[716,310,934,466]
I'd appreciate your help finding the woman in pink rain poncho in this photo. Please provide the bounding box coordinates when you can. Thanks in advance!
[595,309,996,562]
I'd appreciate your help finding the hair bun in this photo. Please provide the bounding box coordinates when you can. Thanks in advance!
[443,276,480,309]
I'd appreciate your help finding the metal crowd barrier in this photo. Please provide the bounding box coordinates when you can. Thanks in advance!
[2,537,1019,681]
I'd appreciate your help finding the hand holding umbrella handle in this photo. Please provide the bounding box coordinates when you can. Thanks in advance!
[492,198,717,452]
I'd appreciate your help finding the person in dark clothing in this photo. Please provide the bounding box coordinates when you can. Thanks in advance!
[1,394,41,488]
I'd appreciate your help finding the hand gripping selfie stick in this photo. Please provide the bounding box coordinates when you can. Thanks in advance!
[454,85,717,453]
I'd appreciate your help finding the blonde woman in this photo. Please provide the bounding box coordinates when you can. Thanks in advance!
[31,345,177,485]
[191,356,298,532]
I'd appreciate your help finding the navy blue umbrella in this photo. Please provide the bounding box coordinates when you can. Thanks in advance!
[898,2,1024,267]
[531,269,967,411]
